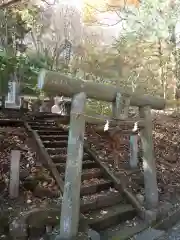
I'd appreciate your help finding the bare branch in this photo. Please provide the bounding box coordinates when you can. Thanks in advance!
[97,19,124,26]
[0,0,21,9]
[41,0,57,6]
[85,3,112,13]
[84,1,144,28]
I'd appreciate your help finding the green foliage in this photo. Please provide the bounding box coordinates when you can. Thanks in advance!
[0,4,42,98]
[0,50,16,95]
[17,53,54,95]
[0,2,40,99]
[0,50,50,97]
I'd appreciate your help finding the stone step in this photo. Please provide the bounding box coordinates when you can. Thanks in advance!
[81,191,123,213]
[85,204,135,231]
[33,126,64,131]
[47,148,67,155]
[50,153,91,163]
[133,227,165,240]
[55,160,98,172]
[43,140,68,148]
[61,168,104,181]
[40,135,68,141]
[37,130,68,135]
[100,222,149,240]
[81,179,114,196]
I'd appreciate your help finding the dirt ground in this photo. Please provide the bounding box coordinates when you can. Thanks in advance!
[0,126,61,238]
[1,112,180,238]
[87,113,180,204]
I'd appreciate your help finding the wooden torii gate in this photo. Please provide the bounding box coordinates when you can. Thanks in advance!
[38,69,166,239]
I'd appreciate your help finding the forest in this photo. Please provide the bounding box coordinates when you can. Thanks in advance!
[0,0,179,111]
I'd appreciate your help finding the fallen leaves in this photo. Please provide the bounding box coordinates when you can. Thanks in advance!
[82,178,107,186]
[0,126,60,207]
[87,113,180,202]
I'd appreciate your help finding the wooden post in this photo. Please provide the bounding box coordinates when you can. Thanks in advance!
[139,106,158,209]
[58,92,87,240]
[9,150,21,199]
[129,135,138,169]
[112,92,122,119]
[112,94,130,120]
[122,96,130,118]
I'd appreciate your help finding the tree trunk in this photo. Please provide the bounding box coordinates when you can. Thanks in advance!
[1,95,6,109]
[158,38,166,99]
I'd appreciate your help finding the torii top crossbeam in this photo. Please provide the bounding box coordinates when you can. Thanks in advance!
[38,69,166,110]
